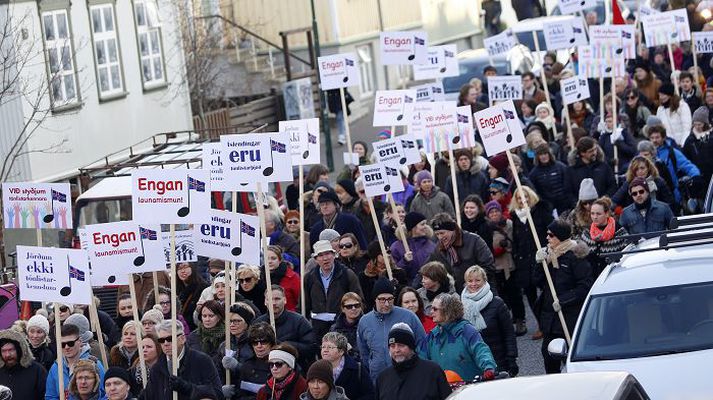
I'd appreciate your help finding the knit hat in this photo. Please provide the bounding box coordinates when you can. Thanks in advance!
[693,107,709,125]
[269,349,296,369]
[404,212,426,232]
[415,170,433,186]
[489,153,509,176]
[371,277,395,300]
[319,229,340,242]
[659,82,675,97]
[27,315,50,336]
[312,240,336,258]
[208,258,224,271]
[637,140,657,154]
[318,190,342,206]
[307,359,335,389]
[484,200,502,216]
[489,177,509,193]
[534,143,551,155]
[64,314,92,344]
[547,220,572,241]
[104,366,132,386]
[578,178,598,201]
[646,115,663,128]
[431,218,458,232]
[337,179,359,199]
[141,305,164,325]
[284,210,300,223]
[629,177,649,193]
[230,304,255,325]
[313,181,332,192]
[388,322,416,350]
[634,60,650,73]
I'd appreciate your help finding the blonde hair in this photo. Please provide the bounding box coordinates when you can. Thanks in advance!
[121,320,136,335]
[464,265,488,282]
[236,264,261,280]
[509,185,540,211]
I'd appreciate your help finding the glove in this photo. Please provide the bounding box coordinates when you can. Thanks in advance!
[597,120,606,133]
[610,127,623,144]
[508,360,520,377]
[222,355,239,371]
[482,369,496,381]
[535,247,548,264]
[222,384,236,398]
[552,300,562,313]
[169,375,193,394]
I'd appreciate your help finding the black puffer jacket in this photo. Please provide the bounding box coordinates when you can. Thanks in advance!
[511,201,553,289]
[141,346,222,400]
[479,296,518,375]
[444,170,490,205]
[30,342,55,372]
[529,157,574,213]
[566,148,617,197]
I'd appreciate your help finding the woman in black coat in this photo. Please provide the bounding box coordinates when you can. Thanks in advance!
[460,194,495,253]
[320,332,374,400]
[176,262,209,331]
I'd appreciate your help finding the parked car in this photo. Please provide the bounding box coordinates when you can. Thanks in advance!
[442,49,520,101]
[448,371,650,400]
[548,233,713,399]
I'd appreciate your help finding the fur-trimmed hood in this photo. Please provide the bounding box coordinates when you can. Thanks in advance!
[0,329,34,368]
[567,144,606,167]
[570,240,591,259]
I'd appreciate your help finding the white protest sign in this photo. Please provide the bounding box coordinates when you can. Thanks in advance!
[670,9,691,43]
[487,76,523,102]
[17,246,92,305]
[202,143,228,192]
[2,182,72,229]
[693,32,713,54]
[455,105,477,150]
[473,100,526,156]
[543,19,587,50]
[279,118,321,166]
[318,53,361,90]
[342,152,360,166]
[557,0,596,15]
[221,132,293,184]
[372,90,417,127]
[372,133,420,168]
[413,82,445,102]
[85,221,164,285]
[132,169,211,224]
[413,45,459,80]
[578,45,626,78]
[380,31,428,65]
[421,101,459,154]
[484,29,518,57]
[162,230,197,264]
[560,76,591,105]
[640,5,659,16]
[642,12,677,46]
[407,102,434,142]
[359,163,405,198]
[194,210,260,265]
[590,25,636,60]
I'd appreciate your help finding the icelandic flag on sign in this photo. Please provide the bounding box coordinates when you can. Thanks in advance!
[433,87,442,93]
[457,114,469,123]
[503,109,515,120]
[622,31,631,39]
[385,166,398,176]
[69,265,85,281]
[52,189,67,202]
[444,50,454,57]
[674,15,685,23]
[308,133,317,144]
[188,176,206,192]
[270,139,287,153]
[414,37,425,45]
[573,27,583,34]
[241,221,256,237]
[345,59,354,67]
[140,227,158,240]
[404,95,414,103]
[401,140,415,149]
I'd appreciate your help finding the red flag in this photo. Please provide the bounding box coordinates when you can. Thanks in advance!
[612,0,625,25]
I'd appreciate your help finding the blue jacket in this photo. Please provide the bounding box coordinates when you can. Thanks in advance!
[619,199,674,235]
[46,348,106,400]
[357,306,426,383]
[656,138,701,202]
[309,212,368,249]
[417,319,497,381]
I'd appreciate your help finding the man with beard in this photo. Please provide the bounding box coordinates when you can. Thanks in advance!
[0,328,47,400]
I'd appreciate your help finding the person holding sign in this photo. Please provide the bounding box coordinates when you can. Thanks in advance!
[46,324,107,400]
[443,149,490,208]
[309,191,368,250]
[390,212,437,282]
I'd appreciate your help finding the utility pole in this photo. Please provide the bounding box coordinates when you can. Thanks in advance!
[310,0,335,171]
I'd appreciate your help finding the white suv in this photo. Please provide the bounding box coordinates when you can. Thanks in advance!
[548,230,713,400]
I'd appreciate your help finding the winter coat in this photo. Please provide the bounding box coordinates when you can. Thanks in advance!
[271,231,301,262]
[141,346,222,400]
[490,220,515,274]
[186,325,224,358]
[374,355,451,400]
[256,374,307,400]
[390,236,437,281]
[566,148,617,198]
[300,386,350,400]
[335,354,375,400]
[255,310,315,369]
[598,128,638,173]
[534,243,594,337]
[428,230,496,293]
[216,332,254,385]
[417,275,456,316]
[619,199,674,235]
[177,280,209,331]
[460,213,494,253]
[108,344,139,370]
[30,342,55,372]
[443,169,490,206]
[657,101,692,146]
[683,131,713,182]
[417,319,497,381]
[237,357,270,399]
[656,137,701,202]
[357,306,426,383]
[352,199,386,245]
[304,261,363,322]
[271,263,301,312]
[476,296,517,374]
[681,88,702,115]
[611,176,675,208]
[46,347,106,400]
[309,212,368,250]
[434,158,451,191]
[529,157,574,213]
[338,254,369,275]
[0,329,47,400]
[511,201,553,289]
[579,222,628,277]
[408,187,456,221]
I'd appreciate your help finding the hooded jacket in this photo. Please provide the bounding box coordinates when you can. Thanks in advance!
[656,137,701,202]
[529,149,574,213]
[428,230,496,293]
[46,345,106,400]
[408,187,456,221]
[566,145,617,198]
[0,329,47,400]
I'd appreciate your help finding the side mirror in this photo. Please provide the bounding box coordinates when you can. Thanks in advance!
[547,338,568,360]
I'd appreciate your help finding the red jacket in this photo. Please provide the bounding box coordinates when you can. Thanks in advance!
[279,268,301,312]
[256,374,307,400]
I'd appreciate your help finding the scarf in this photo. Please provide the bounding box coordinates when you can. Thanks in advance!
[515,208,528,224]
[393,353,418,373]
[197,322,225,354]
[590,217,617,242]
[439,231,460,266]
[119,345,137,363]
[270,262,288,285]
[546,239,578,269]
[693,128,711,141]
[461,282,493,331]
[323,213,337,230]
[265,370,298,400]
[425,282,449,301]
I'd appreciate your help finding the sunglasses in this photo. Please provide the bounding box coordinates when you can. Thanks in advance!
[339,243,354,249]
[61,338,79,348]
[268,361,286,369]
[627,96,637,100]
[630,189,646,196]
[238,277,254,284]
[343,303,361,310]
[59,306,70,313]
[157,334,183,344]
[489,190,500,195]
[547,232,555,238]
[252,339,270,346]
[286,220,299,225]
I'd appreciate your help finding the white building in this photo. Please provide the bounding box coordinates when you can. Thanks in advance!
[0,0,193,183]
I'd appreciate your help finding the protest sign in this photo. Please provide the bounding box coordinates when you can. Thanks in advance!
[557,0,596,15]
[455,105,477,150]
[639,5,659,16]
[372,90,417,127]
[560,76,591,105]
[413,45,459,80]
[641,12,677,46]
[279,118,321,165]
[578,45,626,78]
[414,82,445,102]
[421,101,459,154]
[670,9,691,43]
[473,100,526,156]
[317,53,361,90]
[406,102,433,142]
[380,31,428,65]
[483,29,518,57]
[487,76,523,102]
[693,31,713,54]
[372,132,420,168]
[2,182,72,229]
[162,230,197,264]
[282,77,315,120]
[590,25,636,59]
[221,132,293,184]
[342,152,360,166]
[194,210,260,265]
[132,169,211,224]
[202,143,228,192]
[17,246,92,305]
[543,18,587,50]
[359,163,404,198]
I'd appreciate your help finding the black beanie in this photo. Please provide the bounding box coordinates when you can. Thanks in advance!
[388,323,416,350]
[307,359,335,389]
[104,366,132,386]
[371,277,395,300]
[230,304,255,325]
[337,179,359,199]
[404,212,426,232]
[318,190,342,206]
[547,220,572,242]
[659,82,674,97]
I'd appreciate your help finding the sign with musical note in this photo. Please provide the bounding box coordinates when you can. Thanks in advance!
[372,132,420,168]
[413,44,459,80]
[642,12,683,46]
[131,169,211,224]
[202,143,229,192]
[318,53,361,91]
[194,210,260,265]
[372,90,417,127]
[221,132,293,184]
[2,182,73,229]
[577,45,627,78]
[590,25,636,60]
[454,105,476,150]
[543,18,587,50]
[557,0,596,15]
[483,29,518,58]
[561,76,591,105]
[694,32,713,54]
[473,100,526,156]
[359,163,405,198]
[380,31,428,65]
[421,101,460,154]
[487,76,523,102]
[17,245,92,305]
[279,118,321,166]
[413,81,445,103]
[161,230,197,264]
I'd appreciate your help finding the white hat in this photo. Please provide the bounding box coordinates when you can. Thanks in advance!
[578,178,599,201]
[312,240,336,258]
[27,315,50,336]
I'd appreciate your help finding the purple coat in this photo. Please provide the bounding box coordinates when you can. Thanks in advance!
[390,235,437,280]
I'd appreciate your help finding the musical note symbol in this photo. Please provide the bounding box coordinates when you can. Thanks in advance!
[580,0,586,5]
[178,176,205,217]
[264,139,287,177]
[44,189,67,223]
[408,36,425,61]
[134,226,156,266]
[60,255,85,297]
[343,58,354,83]
[303,132,317,159]
[233,221,255,256]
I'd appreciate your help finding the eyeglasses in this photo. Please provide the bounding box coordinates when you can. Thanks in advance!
[286,220,299,225]
[61,338,79,348]
[489,190,500,195]
[342,303,361,310]
[157,334,183,344]
[268,361,286,369]
[320,345,338,350]
[339,243,354,249]
[251,339,270,346]
[229,318,245,325]
[238,277,254,284]
[376,296,394,303]
[630,189,646,196]
[159,301,170,306]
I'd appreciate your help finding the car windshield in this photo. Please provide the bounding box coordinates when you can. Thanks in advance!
[442,59,508,94]
[572,281,713,361]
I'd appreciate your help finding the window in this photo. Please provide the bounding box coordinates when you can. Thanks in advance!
[41,9,78,107]
[89,4,124,98]
[356,44,374,97]
[133,0,165,88]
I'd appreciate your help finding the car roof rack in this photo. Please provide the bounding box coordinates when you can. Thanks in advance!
[670,213,713,229]
[600,233,713,258]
